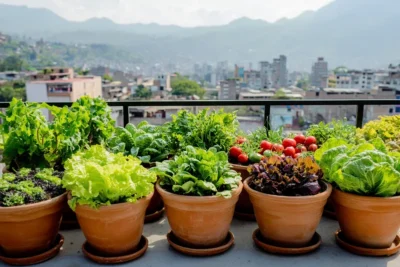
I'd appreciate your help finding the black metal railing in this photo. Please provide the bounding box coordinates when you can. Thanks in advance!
[1,99,399,129]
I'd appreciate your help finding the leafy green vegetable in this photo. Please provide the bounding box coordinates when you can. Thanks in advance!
[306,119,356,146]
[107,122,171,163]
[166,109,239,153]
[0,97,115,170]
[62,145,157,210]
[151,146,241,197]
[248,155,324,196]
[0,168,65,207]
[318,138,400,197]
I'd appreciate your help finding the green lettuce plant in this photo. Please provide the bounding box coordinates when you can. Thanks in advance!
[62,145,157,210]
[166,109,239,153]
[107,121,171,163]
[151,146,241,197]
[317,137,400,197]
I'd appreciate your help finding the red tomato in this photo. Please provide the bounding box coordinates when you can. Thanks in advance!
[294,134,306,144]
[238,153,249,164]
[282,138,297,148]
[294,153,301,159]
[229,146,242,158]
[283,147,296,157]
[308,144,318,152]
[236,137,246,144]
[272,144,284,153]
[295,145,306,153]
[301,146,307,152]
[260,140,273,150]
[304,136,317,146]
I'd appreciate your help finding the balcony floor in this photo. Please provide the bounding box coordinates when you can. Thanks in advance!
[1,216,398,267]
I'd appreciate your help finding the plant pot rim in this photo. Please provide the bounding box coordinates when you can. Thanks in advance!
[156,180,243,202]
[0,191,67,212]
[244,176,332,201]
[230,163,249,170]
[73,191,154,211]
[332,187,400,201]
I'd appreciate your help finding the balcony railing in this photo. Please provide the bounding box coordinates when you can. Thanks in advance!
[1,99,400,129]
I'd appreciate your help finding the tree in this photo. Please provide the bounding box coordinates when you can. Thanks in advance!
[0,56,25,71]
[135,85,152,99]
[103,74,113,82]
[296,79,310,90]
[273,88,288,99]
[0,81,26,101]
[171,78,205,98]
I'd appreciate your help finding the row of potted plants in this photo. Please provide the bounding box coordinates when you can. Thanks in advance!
[0,97,399,264]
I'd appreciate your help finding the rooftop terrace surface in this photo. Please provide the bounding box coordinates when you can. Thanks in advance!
[1,217,398,267]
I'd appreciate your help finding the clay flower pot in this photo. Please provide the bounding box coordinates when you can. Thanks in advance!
[244,177,332,248]
[75,192,153,256]
[331,188,400,249]
[0,192,67,257]
[231,164,253,215]
[156,181,243,248]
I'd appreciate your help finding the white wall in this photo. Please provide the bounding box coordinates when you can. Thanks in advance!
[26,83,48,102]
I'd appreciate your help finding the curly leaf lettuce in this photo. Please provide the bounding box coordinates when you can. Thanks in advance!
[151,146,241,197]
[318,138,400,197]
[62,145,157,210]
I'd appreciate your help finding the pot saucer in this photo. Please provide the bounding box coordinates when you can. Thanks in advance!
[82,235,148,264]
[335,230,400,257]
[145,207,165,223]
[0,233,64,266]
[323,208,337,220]
[234,210,256,221]
[167,231,234,256]
[252,228,321,255]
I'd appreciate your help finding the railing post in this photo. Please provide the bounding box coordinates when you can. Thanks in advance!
[356,104,364,128]
[123,105,129,126]
[264,104,271,132]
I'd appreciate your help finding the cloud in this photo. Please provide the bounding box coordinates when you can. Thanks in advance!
[0,0,333,26]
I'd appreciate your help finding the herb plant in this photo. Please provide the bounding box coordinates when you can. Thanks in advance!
[306,119,356,146]
[317,137,400,197]
[166,109,239,153]
[0,168,64,207]
[62,145,157,210]
[107,121,170,163]
[248,155,324,196]
[151,146,241,197]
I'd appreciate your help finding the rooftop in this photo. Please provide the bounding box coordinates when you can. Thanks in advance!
[16,217,399,267]
[29,77,98,84]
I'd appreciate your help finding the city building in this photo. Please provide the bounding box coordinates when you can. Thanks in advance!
[90,66,110,77]
[244,70,261,89]
[310,57,328,88]
[102,81,129,101]
[26,76,102,119]
[382,64,400,91]
[259,55,288,89]
[30,67,74,81]
[0,71,24,81]
[234,65,245,79]
[219,79,239,100]
[156,74,171,92]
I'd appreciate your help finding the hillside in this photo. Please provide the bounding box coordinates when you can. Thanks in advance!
[0,0,399,70]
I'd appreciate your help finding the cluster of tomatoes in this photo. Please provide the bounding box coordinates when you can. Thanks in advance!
[229,134,318,165]
[261,134,318,158]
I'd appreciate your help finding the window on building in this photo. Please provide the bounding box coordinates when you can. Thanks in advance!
[316,92,320,97]
[389,108,394,114]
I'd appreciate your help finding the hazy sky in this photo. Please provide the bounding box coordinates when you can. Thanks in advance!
[0,0,333,27]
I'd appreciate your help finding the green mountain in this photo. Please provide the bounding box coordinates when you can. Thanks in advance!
[0,0,399,70]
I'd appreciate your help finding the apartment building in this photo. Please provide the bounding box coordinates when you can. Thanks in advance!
[259,55,288,89]
[310,57,328,88]
[26,76,102,119]
[102,81,129,101]
[244,70,261,89]
[219,80,239,100]
[260,61,272,89]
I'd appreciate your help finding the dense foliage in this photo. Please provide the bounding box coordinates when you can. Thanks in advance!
[357,115,400,152]
[107,121,171,163]
[317,138,400,197]
[306,119,356,146]
[151,146,241,197]
[0,168,64,207]
[0,80,26,101]
[0,96,115,170]
[248,155,324,196]
[167,109,239,153]
[62,145,157,210]
[171,76,205,98]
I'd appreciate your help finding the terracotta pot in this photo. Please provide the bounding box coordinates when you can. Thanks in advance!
[75,192,153,257]
[0,192,67,257]
[146,185,164,215]
[244,177,332,248]
[231,164,253,214]
[156,181,242,248]
[331,188,400,249]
